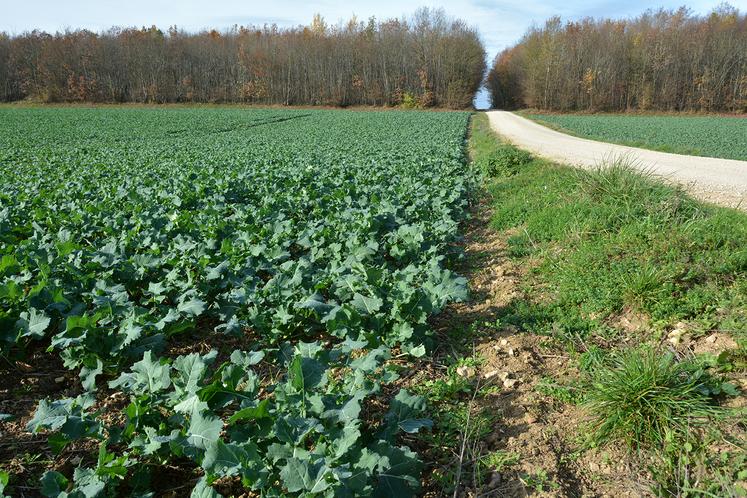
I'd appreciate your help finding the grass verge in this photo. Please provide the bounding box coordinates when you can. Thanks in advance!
[417,112,746,496]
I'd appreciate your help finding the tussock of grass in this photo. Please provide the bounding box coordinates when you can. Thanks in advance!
[574,159,701,225]
[586,348,720,450]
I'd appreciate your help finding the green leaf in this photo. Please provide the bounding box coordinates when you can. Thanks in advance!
[80,358,103,392]
[187,410,223,450]
[351,293,383,315]
[174,395,207,415]
[72,467,106,498]
[0,470,9,495]
[371,441,422,498]
[27,397,80,433]
[406,344,426,358]
[190,477,223,498]
[279,458,331,493]
[298,293,335,316]
[273,417,322,445]
[109,351,171,394]
[178,297,206,317]
[331,424,361,458]
[202,440,246,476]
[398,418,432,434]
[132,426,171,455]
[40,471,69,497]
[173,352,213,396]
[228,399,271,424]
[17,308,51,339]
[229,350,264,367]
[349,347,389,373]
[322,392,364,424]
[721,382,739,396]
[288,356,327,392]
[381,389,429,440]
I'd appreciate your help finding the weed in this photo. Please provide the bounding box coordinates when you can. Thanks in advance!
[485,450,521,471]
[475,450,520,484]
[480,145,532,177]
[578,345,608,373]
[651,430,747,497]
[520,469,559,493]
[507,232,534,258]
[620,263,671,309]
[585,348,722,449]
[536,377,585,405]
[473,116,746,497]
[486,150,747,333]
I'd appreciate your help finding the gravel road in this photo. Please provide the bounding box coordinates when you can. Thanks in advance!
[487,110,747,209]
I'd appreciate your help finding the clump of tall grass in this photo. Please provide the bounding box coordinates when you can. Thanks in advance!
[574,157,703,226]
[478,144,532,177]
[585,347,721,450]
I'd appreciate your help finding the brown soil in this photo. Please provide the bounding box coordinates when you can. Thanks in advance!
[0,349,78,496]
[420,194,652,497]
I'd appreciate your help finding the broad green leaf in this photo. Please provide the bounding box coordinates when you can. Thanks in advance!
[0,471,9,497]
[279,458,331,493]
[80,358,103,392]
[17,308,51,339]
[72,467,106,498]
[351,293,383,315]
[109,351,171,394]
[288,356,327,392]
[178,297,206,317]
[398,418,432,434]
[190,477,223,498]
[40,471,69,498]
[187,410,223,450]
[202,440,246,475]
[228,399,271,424]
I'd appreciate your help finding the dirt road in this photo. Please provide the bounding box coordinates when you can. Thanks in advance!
[487,110,747,209]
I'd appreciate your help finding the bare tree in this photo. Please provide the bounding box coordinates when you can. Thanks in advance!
[0,9,486,109]
[488,4,747,112]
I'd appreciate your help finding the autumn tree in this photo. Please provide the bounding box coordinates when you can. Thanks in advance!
[488,4,747,112]
[0,9,486,109]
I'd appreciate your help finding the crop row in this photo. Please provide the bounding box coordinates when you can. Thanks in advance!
[0,108,474,497]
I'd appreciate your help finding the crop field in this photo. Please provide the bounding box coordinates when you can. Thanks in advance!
[526,113,747,160]
[0,108,473,496]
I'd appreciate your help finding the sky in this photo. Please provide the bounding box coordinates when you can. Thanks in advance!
[2,0,744,108]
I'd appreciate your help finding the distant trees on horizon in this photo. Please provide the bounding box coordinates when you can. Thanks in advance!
[0,8,486,109]
[488,4,747,112]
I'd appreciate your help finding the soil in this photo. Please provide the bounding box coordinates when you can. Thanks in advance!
[421,194,652,497]
[0,349,78,496]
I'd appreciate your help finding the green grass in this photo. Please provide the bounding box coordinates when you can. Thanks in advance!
[485,155,747,338]
[469,111,747,496]
[586,348,722,449]
[524,113,747,161]
[474,111,747,341]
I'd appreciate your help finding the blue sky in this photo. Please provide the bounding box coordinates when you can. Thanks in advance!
[2,0,743,107]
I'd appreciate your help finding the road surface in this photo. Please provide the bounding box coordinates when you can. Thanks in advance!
[487,111,747,209]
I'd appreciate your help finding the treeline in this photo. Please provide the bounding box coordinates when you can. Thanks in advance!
[0,8,485,108]
[488,5,747,112]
